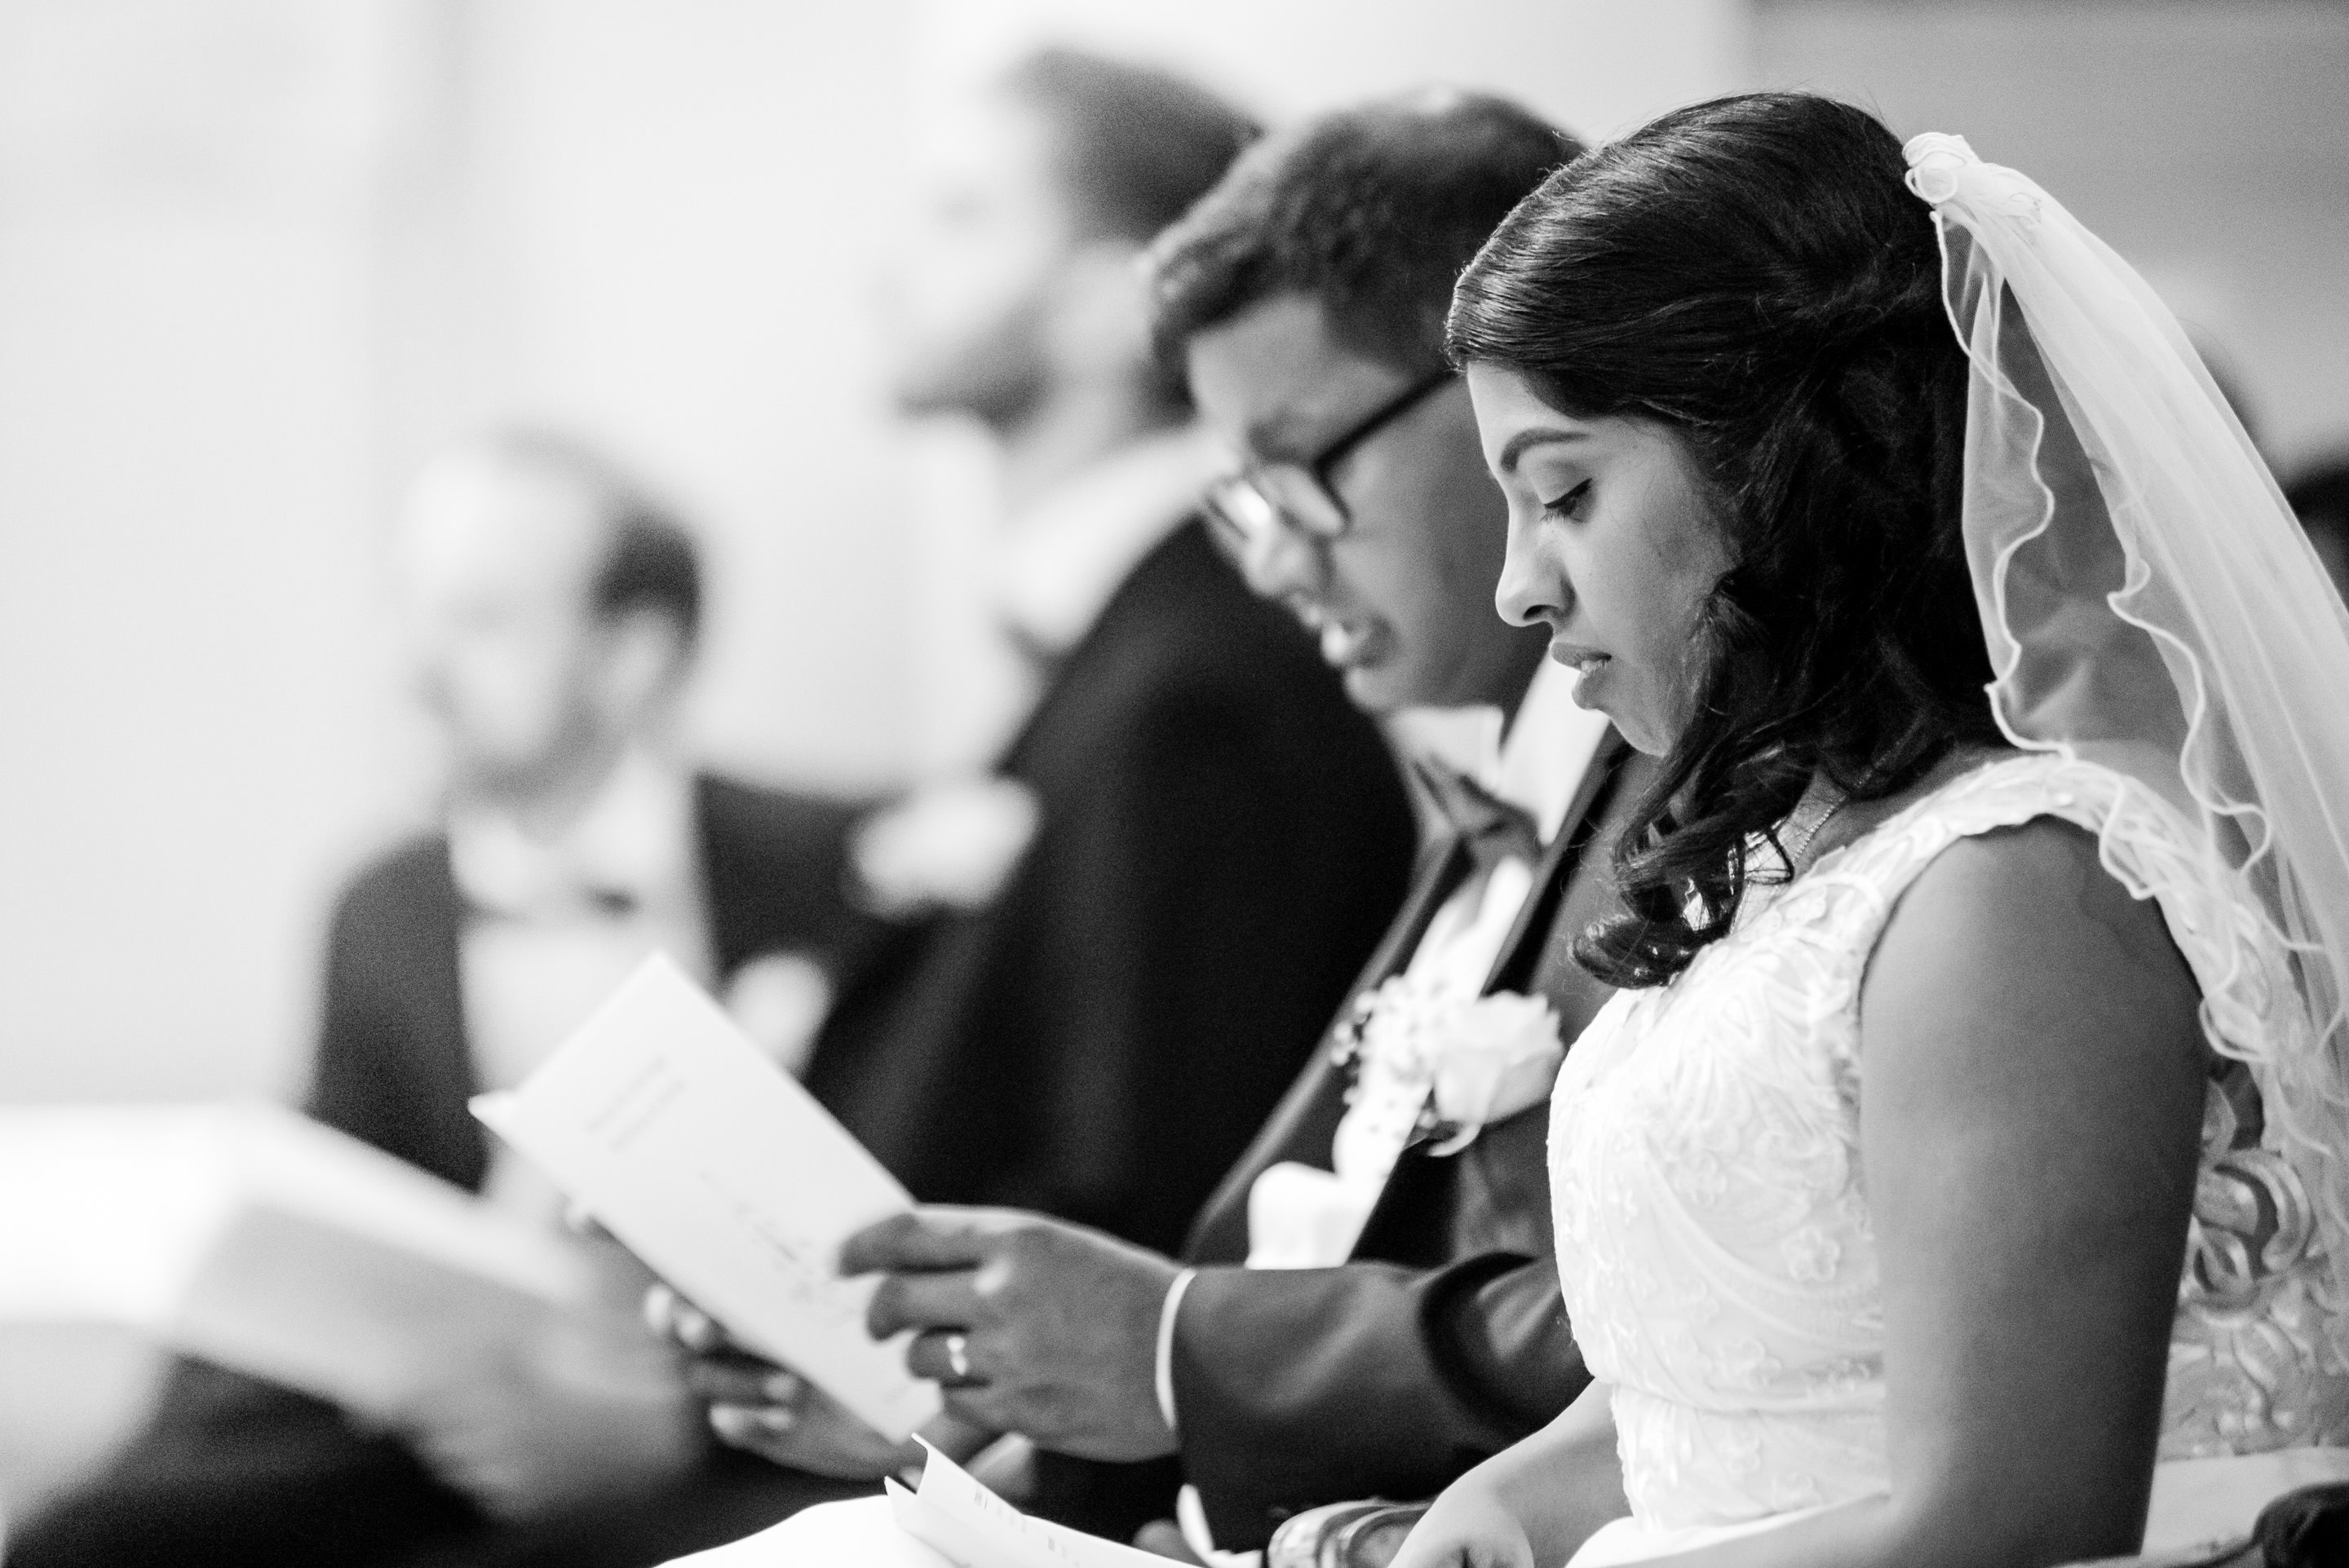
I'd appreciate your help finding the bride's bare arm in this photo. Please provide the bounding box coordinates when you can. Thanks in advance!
[1408,817,2210,1568]
[1390,1376,1628,1568]
[1848,817,2206,1562]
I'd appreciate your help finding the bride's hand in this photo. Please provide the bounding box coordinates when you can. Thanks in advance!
[1388,1473,1537,1568]
[1393,1377,1626,1568]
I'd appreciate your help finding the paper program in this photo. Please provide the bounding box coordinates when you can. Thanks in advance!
[471,952,941,1440]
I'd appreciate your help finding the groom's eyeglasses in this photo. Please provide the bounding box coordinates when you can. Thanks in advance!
[1203,371,1454,551]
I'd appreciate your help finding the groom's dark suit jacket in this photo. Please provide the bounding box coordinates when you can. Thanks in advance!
[1037,735,1641,1549]
[803,520,1418,1257]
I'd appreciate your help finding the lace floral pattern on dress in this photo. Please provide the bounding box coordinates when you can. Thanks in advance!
[1549,752,2349,1534]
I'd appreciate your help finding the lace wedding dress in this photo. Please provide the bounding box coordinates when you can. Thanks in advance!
[1551,751,2349,1566]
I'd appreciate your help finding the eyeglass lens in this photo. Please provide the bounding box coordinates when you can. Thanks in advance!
[1204,466,1347,549]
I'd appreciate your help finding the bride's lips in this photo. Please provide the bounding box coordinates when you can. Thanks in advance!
[1548,638,1609,674]
[1550,638,1612,698]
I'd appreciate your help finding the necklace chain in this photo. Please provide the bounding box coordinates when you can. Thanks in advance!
[1785,786,1847,866]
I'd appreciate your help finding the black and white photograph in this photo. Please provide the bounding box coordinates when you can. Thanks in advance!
[2,3,2347,1566]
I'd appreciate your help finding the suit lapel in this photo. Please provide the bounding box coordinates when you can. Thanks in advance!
[414,838,489,1188]
[689,771,768,981]
[1181,834,1472,1264]
[1484,730,1629,996]
[1181,729,1632,1265]
[1349,730,1630,1263]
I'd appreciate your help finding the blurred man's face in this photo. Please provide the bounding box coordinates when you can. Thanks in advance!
[394,457,613,802]
[1186,294,1546,714]
[878,92,1078,426]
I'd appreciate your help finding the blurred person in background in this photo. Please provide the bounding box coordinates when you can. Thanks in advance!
[11,431,883,1568]
[659,90,1643,1561]
[792,49,1416,1272]
[2285,453,2349,604]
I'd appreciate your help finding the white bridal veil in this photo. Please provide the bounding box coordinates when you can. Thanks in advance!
[1904,134,2349,1343]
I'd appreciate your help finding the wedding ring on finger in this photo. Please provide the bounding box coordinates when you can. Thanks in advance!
[914,1327,984,1386]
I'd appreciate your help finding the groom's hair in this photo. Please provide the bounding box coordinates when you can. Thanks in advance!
[1146,90,1581,378]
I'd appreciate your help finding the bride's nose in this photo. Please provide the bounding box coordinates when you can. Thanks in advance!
[1494,515,1565,629]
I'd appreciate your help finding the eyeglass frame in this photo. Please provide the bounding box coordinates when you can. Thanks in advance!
[1201,369,1457,551]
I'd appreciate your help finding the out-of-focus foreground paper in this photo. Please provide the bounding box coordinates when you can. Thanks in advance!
[889,1439,1171,1566]
[657,1441,1167,1567]
[657,1497,951,1568]
[0,1102,596,1418]
[471,952,941,1441]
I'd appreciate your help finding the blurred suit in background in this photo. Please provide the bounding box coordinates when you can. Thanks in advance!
[800,50,1417,1260]
[11,435,885,1567]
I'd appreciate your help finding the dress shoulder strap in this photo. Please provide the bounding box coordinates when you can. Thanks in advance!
[1790,750,2281,1078]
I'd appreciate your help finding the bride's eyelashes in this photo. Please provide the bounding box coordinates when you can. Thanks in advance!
[1540,479,1593,522]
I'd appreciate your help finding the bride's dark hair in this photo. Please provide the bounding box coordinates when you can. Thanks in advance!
[1448,91,2002,988]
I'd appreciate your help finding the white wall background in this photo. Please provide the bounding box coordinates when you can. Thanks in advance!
[445,0,921,791]
[1751,0,2349,473]
[0,2,410,1103]
[914,0,1745,135]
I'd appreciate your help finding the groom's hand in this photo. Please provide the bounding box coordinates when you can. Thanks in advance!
[843,1207,1182,1463]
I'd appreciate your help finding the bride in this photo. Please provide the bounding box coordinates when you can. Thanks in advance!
[1391,94,2349,1567]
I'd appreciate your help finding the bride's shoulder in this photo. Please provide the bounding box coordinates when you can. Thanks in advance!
[1858,768,2202,1069]
[1793,747,2207,1033]
[1859,746,2161,960]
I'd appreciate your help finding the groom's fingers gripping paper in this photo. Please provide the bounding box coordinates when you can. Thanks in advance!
[866,1266,989,1343]
[905,1327,991,1387]
[683,1354,799,1408]
[840,1207,1011,1276]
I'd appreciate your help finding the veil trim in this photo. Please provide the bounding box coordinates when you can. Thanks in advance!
[1905,132,2349,1349]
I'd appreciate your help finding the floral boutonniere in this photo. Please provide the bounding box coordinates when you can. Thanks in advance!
[1331,976,1568,1160]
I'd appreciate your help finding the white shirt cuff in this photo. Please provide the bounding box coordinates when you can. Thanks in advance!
[1155,1266,1198,1438]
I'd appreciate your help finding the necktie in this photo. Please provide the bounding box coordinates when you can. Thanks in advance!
[1413,760,1543,873]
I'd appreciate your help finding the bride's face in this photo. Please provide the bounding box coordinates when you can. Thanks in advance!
[1467,364,1732,756]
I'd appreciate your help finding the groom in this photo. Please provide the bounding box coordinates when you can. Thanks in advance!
[671,92,1646,1558]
